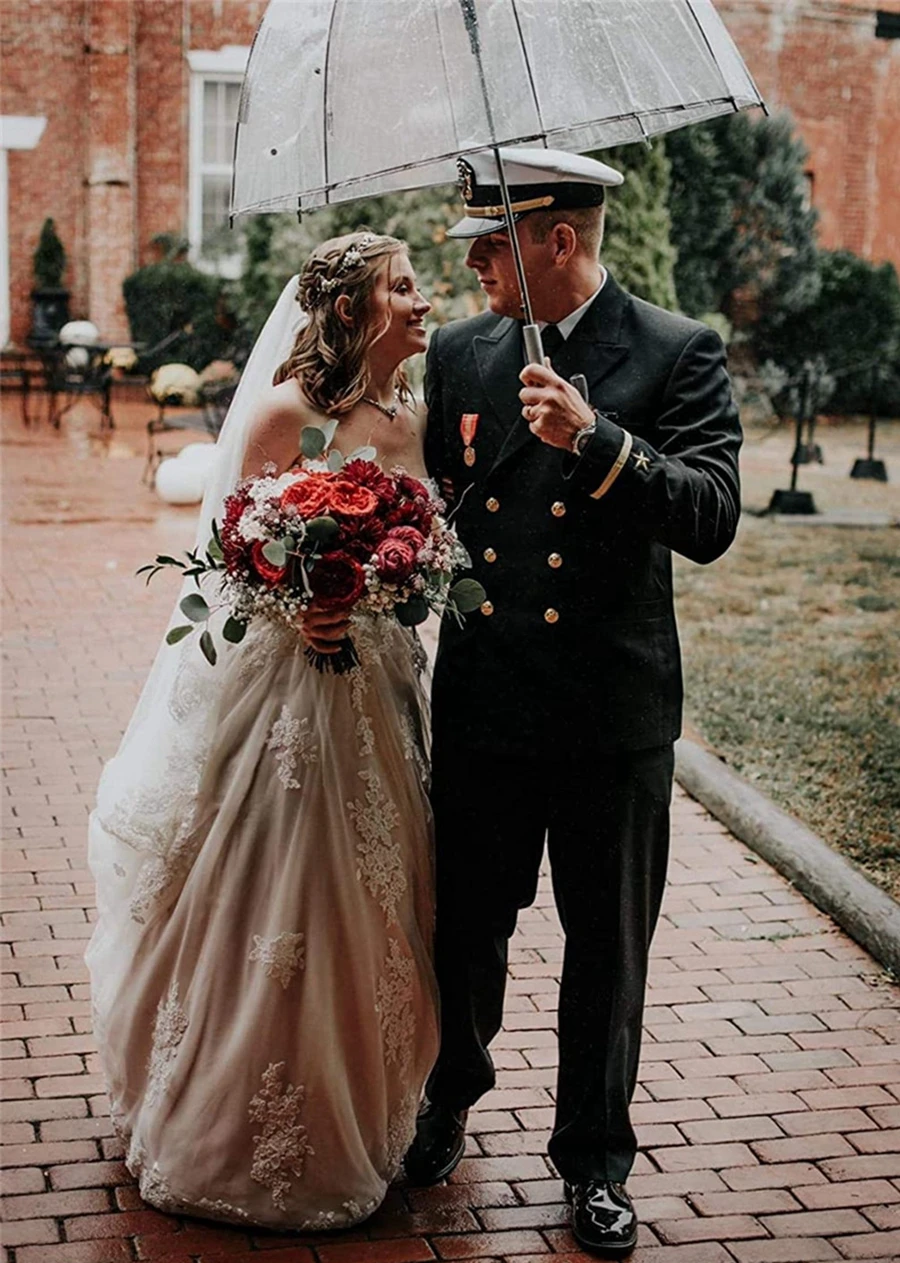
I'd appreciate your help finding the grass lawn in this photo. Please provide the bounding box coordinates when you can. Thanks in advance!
[674,418,900,901]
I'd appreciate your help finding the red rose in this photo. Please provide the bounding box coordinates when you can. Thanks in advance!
[308,550,366,609]
[220,488,252,569]
[374,536,417,585]
[342,459,397,505]
[386,525,426,555]
[251,540,287,586]
[327,479,380,518]
[280,473,334,518]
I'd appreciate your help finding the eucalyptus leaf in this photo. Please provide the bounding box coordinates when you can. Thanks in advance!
[180,593,210,622]
[207,536,224,561]
[165,624,194,645]
[321,417,339,448]
[155,555,182,566]
[300,425,327,459]
[448,577,487,614]
[348,444,377,463]
[305,515,340,546]
[395,596,429,627]
[199,629,217,666]
[261,540,287,568]
[327,449,345,473]
[222,616,248,644]
[211,518,222,545]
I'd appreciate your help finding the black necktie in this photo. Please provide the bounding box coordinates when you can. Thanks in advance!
[539,323,565,363]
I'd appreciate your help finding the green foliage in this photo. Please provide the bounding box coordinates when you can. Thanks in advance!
[122,260,233,373]
[232,186,484,350]
[33,218,66,289]
[667,111,819,323]
[756,250,900,415]
[596,140,678,311]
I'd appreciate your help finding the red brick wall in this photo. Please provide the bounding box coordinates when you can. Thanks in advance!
[716,0,900,264]
[2,0,899,346]
[1,0,89,343]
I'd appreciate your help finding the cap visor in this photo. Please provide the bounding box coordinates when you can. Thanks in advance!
[446,214,513,239]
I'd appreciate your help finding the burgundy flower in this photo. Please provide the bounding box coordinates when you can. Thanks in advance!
[386,525,426,555]
[308,550,366,609]
[374,536,417,585]
[220,488,252,569]
[342,459,397,505]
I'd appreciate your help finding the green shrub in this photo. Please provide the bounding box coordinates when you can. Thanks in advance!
[33,218,66,289]
[122,260,233,374]
[755,250,900,416]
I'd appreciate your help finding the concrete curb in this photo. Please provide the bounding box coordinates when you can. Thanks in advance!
[674,737,900,978]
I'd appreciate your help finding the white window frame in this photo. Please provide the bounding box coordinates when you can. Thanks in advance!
[0,115,47,347]
[187,46,249,280]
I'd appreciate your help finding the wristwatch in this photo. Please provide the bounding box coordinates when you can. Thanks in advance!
[571,413,598,456]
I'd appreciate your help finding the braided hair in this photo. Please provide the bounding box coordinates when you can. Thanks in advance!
[274,230,415,417]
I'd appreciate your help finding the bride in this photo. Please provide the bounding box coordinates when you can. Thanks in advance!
[86,232,439,1230]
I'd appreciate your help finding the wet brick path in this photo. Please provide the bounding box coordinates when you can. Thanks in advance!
[2,401,899,1262]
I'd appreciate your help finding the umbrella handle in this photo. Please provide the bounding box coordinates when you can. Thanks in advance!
[523,324,544,366]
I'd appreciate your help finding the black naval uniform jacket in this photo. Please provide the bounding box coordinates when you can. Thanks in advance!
[424,273,742,759]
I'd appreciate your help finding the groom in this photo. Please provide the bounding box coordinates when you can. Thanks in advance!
[406,148,742,1256]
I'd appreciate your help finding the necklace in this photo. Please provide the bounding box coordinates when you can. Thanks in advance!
[362,394,400,421]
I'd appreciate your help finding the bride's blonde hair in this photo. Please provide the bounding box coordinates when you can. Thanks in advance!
[274,230,415,417]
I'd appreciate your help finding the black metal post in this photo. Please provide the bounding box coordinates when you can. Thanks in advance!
[850,364,888,482]
[769,363,817,514]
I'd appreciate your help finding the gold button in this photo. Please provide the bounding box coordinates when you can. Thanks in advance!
[486,497,500,513]
[544,608,559,624]
[483,548,497,563]
[551,501,566,517]
[481,600,494,616]
[548,552,562,569]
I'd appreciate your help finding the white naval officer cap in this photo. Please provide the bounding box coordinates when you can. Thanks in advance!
[448,146,624,239]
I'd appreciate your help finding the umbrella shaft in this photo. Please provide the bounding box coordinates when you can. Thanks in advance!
[492,146,535,328]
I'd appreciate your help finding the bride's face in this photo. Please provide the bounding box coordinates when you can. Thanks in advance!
[367,253,431,361]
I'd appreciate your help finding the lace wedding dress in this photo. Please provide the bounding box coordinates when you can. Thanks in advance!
[87,610,437,1229]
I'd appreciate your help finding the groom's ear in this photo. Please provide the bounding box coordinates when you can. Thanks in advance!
[334,295,354,328]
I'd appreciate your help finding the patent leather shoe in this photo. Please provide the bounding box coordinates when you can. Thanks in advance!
[564,1180,637,1257]
[403,1102,468,1185]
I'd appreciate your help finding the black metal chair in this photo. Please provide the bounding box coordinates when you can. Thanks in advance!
[143,377,237,483]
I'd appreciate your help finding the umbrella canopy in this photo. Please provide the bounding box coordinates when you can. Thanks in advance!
[232,0,763,217]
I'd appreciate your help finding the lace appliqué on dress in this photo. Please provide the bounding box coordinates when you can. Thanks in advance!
[249,931,306,990]
[348,769,406,922]
[249,1061,314,1211]
[400,707,430,788]
[168,658,215,723]
[266,706,318,791]
[146,981,188,1106]
[376,938,415,1075]
[384,1087,420,1179]
[237,621,297,687]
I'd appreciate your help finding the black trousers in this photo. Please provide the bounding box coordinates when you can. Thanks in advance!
[426,741,674,1184]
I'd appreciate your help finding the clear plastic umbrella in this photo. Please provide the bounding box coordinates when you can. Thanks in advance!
[232,0,763,358]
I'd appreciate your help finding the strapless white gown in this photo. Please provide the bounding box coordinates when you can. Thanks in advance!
[86,614,438,1230]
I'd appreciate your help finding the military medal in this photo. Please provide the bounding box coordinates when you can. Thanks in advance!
[460,412,479,466]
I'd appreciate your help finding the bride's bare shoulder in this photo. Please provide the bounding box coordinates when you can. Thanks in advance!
[243,379,319,476]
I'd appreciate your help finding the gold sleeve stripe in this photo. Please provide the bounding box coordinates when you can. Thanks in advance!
[590,430,633,501]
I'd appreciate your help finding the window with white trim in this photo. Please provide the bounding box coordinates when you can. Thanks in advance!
[188,47,249,277]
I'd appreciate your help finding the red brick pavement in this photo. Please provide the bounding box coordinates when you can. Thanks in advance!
[2,401,900,1262]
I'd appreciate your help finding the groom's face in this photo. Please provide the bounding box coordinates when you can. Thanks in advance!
[464,219,554,320]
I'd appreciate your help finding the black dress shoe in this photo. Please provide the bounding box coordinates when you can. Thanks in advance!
[403,1101,468,1185]
[564,1180,637,1257]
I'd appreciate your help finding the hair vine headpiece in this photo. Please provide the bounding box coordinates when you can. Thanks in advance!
[304,233,380,307]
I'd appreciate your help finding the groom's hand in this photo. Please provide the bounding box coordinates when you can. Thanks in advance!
[519,361,595,451]
[298,603,351,654]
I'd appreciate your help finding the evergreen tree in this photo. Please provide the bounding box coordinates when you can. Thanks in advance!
[595,140,678,311]
[667,111,819,324]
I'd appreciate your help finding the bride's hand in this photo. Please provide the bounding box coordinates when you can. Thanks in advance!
[297,603,352,654]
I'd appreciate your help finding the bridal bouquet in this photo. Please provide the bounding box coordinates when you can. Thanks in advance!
[140,429,484,673]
